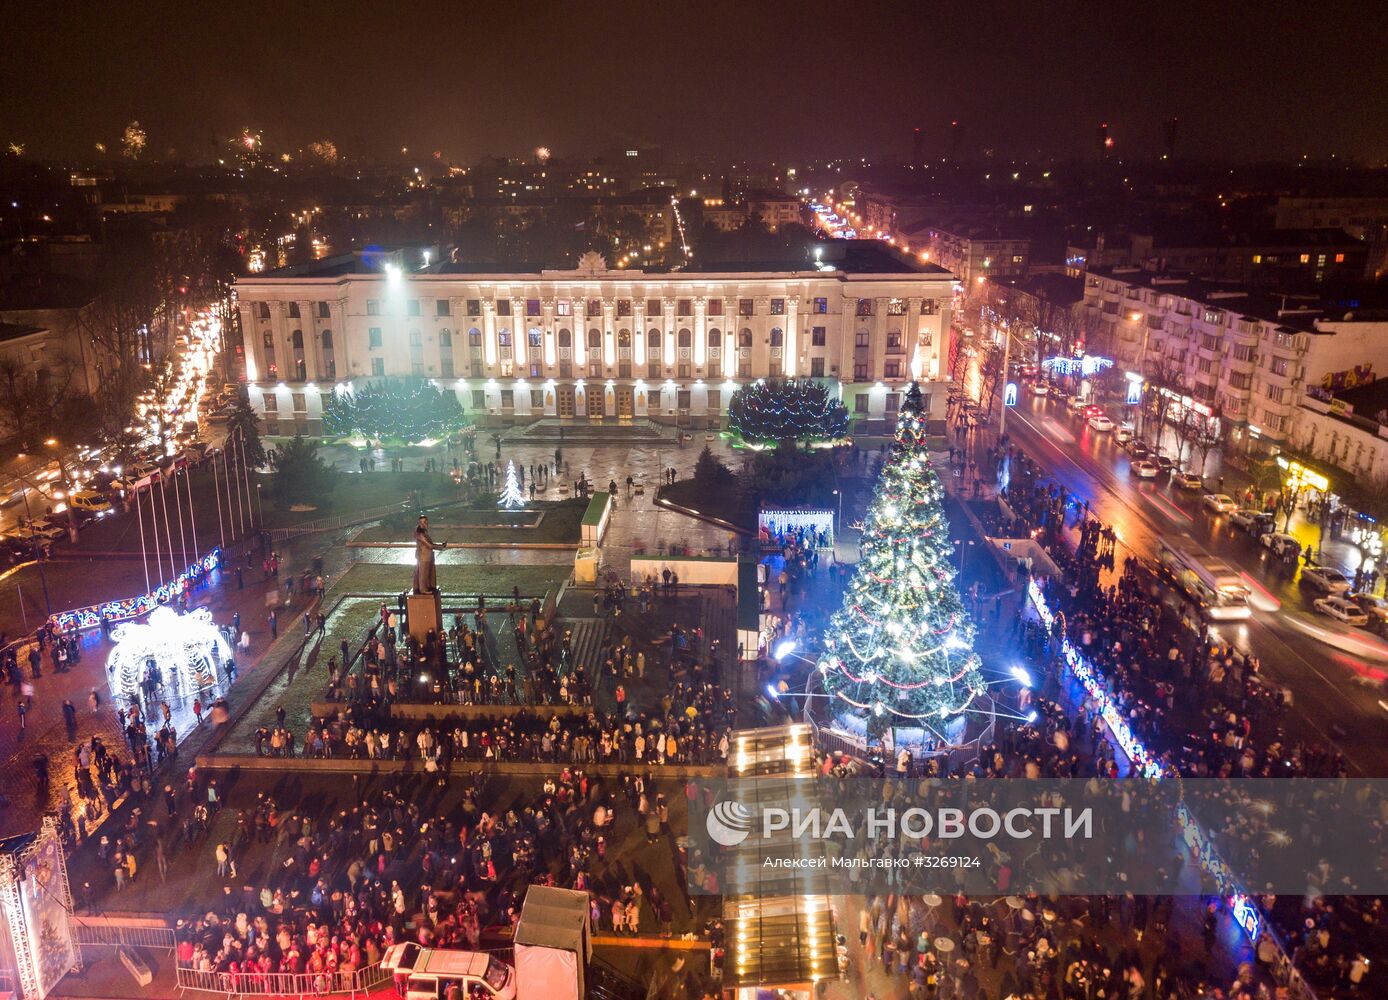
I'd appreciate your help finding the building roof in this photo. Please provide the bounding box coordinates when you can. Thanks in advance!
[0,321,46,344]
[691,240,946,275]
[254,240,949,281]
[1007,272,1083,307]
[1326,377,1388,419]
[1087,266,1388,330]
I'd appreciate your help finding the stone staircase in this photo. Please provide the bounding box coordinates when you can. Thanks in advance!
[564,616,609,673]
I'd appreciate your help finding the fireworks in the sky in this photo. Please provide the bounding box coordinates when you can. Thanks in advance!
[121,120,146,159]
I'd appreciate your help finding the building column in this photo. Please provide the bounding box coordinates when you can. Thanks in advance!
[482,302,498,367]
[633,302,647,365]
[512,298,527,367]
[602,299,616,370]
[693,297,707,369]
[784,297,798,376]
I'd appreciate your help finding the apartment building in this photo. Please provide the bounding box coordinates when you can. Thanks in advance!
[1082,266,1388,456]
[233,241,955,435]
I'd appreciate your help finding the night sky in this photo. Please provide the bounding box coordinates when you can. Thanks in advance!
[4,0,1386,163]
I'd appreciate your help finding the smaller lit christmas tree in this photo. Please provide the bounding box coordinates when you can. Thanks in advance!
[499,461,525,509]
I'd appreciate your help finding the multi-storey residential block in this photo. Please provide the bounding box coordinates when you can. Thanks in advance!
[1082,266,1388,458]
[233,241,955,435]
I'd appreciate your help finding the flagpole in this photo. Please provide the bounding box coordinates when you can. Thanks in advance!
[182,461,200,556]
[135,486,151,592]
[158,475,177,579]
[172,467,189,566]
[211,446,227,550]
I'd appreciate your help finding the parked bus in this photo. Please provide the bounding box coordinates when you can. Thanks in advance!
[1156,538,1252,620]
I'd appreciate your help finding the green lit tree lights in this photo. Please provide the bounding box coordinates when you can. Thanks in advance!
[728,377,848,446]
[321,379,468,445]
[818,382,985,739]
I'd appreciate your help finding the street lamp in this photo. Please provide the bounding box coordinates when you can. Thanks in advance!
[44,438,79,544]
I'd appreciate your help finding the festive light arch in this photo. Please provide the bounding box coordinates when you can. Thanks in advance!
[106,606,229,702]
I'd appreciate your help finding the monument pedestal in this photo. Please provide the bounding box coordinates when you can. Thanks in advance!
[406,591,443,642]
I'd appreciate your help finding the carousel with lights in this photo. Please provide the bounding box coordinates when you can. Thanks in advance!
[105,606,229,707]
[812,382,992,752]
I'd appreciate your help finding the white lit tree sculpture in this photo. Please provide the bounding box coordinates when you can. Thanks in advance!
[498,460,526,509]
[817,382,986,741]
[106,606,230,703]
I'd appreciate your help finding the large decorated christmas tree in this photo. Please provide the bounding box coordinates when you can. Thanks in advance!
[818,382,986,739]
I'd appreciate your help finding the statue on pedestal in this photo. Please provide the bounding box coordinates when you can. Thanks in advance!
[413,515,447,594]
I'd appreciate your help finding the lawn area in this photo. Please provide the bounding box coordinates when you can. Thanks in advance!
[329,561,567,600]
[218,596,385,752]
[659,479,756,532]
[353,498,586,546]
[257,470,462,529]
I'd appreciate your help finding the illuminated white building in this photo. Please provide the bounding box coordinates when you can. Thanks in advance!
[233,242,956,432]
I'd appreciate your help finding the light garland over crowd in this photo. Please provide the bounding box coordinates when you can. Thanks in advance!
[818,382,985,736]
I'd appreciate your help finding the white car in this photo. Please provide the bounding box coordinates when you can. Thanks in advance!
[1087,414,1114,432]
[1202,493,1238,513]
[1173,472,1203,490]
[1313,596,1369,626]
[1301,565,1351,594]
[1067,394,1087,413]
[1131,459,1160,478]
[1115,424,1134,444]
[1260,531,1300,557]
[1030,382,1049,397]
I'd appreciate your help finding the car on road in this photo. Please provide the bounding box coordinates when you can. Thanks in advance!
[1030,381,1049,396]
[6,523,64,544]
[1260,531,1301,557]
[1313,595,1370,625]
[1301,564,1352,594]
[1087,414,1114,432]
[1154,454,1176,473]
[1229,509,1275,535]
[1066,394,1087,413]
[1115,423,1134,444]
[1131,459,1161,478]
[1350,592,1388,629]
[68,490,112,514]
[1126,441,1150,459]
[1173,471,1204,490]
[1202,493,1238,513]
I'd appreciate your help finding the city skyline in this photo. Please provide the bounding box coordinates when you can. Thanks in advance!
[4,0,1388,164]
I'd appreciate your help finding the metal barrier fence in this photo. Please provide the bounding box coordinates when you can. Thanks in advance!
[175,961,390,998]
[74,920,176,951]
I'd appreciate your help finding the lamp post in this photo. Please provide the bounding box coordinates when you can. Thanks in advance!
[18,483,51,617]
[44,439,79,544]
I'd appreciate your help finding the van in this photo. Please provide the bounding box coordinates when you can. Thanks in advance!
[69,490,113,514]
[381,944,517,1000]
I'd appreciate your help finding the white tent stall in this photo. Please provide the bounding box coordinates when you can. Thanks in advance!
[514,885,591,1000]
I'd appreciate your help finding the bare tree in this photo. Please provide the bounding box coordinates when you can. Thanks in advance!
[1142,358,1189,451]
[0,355,78,448]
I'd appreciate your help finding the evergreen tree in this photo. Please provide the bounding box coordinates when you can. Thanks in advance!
[322,379,467,444]
[818,383,985,738]
[728,377,848,445]
[693,445,733,486]
[226,387,266,467]
[268,435,337,508]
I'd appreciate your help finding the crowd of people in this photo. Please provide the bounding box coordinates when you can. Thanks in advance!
[997,441,1378,996]
[171,764,697,993]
